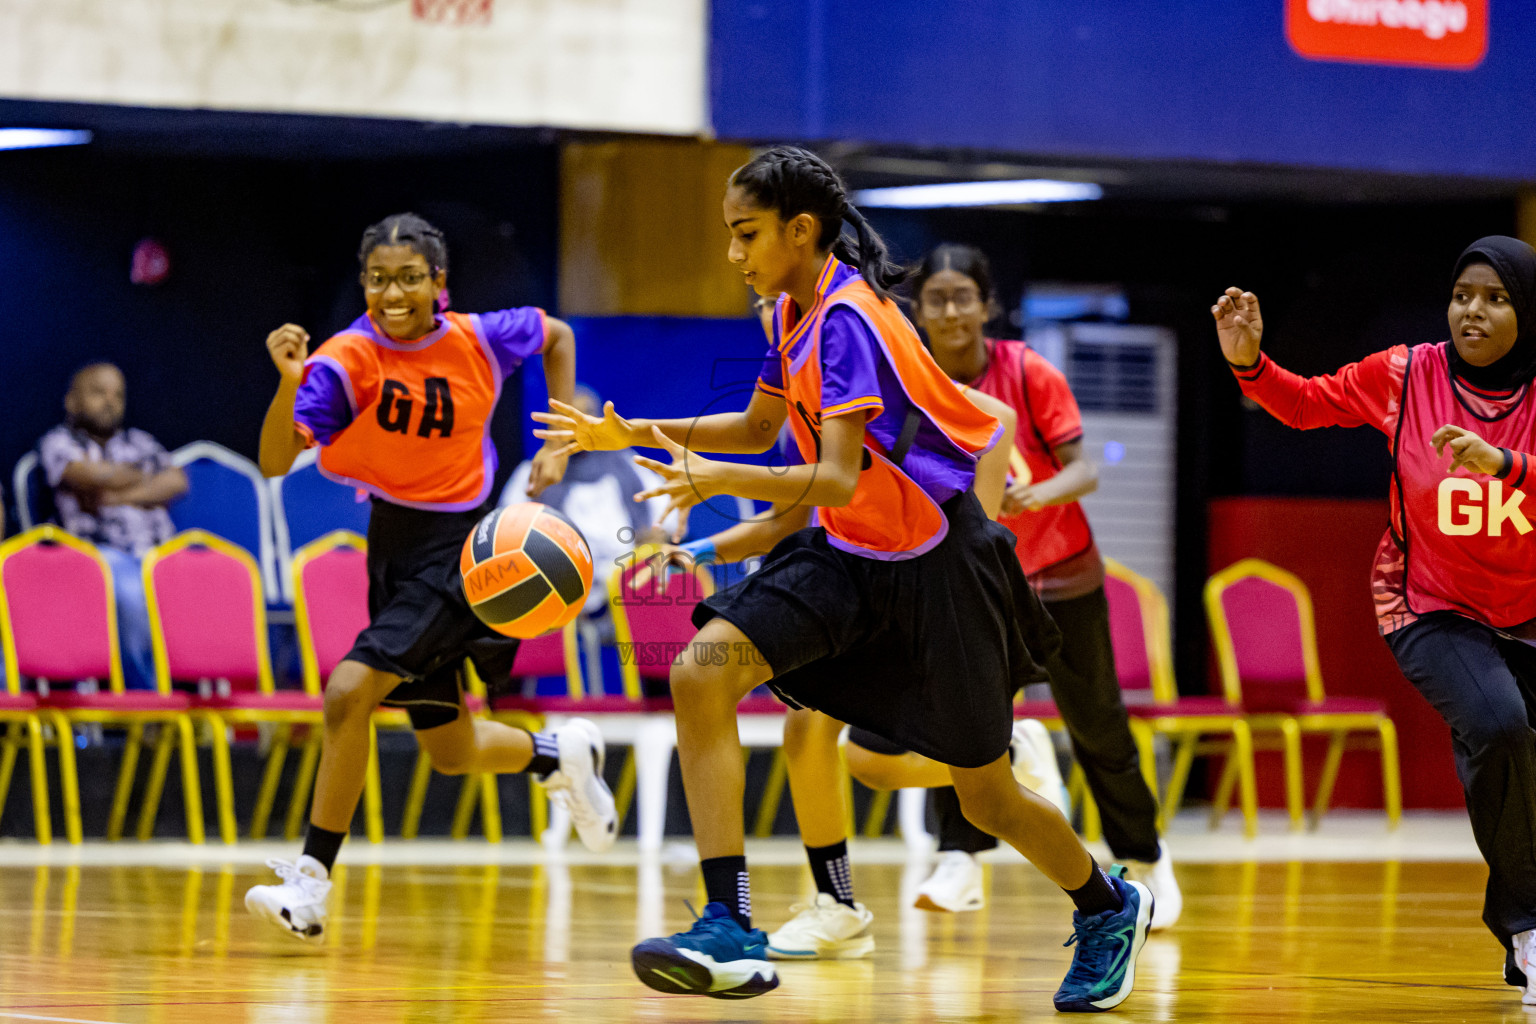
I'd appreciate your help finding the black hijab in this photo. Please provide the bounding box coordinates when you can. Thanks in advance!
[1447,235,1536,391]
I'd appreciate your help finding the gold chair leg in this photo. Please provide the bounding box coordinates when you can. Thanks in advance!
[175,715,207,845]
[23,719,54,845]
[204,715,238,845]
[401,749,433,840]
[612,748,637,832]
[1279,717,1304,831]
[137,724,178,841]
[1163,731,1197,818]
[529,777,548,839]
[752,749,789,839]
[48,715,82,846]
[284,728,324,841]
[1071,763,1102,841]
[479,773,503,844]
[451,770,479,840]
[0,722,19,833]
[1233,720,1259,840]
[363,725,385,844]
[106,722,143,842]
[1209,742,1239,830]
[863,789,894,839]
[250,724,292,840]
[1310,731,1348,829]
[1378,717,1403,829]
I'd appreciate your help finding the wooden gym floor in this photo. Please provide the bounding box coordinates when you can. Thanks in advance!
[0,813,1522,1023]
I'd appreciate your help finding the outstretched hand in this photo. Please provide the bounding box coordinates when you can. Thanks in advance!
[1211,287,1264,367]
[632,427,724,523]
[532,398,634,457]
[1432,424,1506,476]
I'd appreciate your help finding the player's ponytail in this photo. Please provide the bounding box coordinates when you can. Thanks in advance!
[729,146,906,302]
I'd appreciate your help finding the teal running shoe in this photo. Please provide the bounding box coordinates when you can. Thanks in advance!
[632,902,780,999]
[1053,869,1153,1013]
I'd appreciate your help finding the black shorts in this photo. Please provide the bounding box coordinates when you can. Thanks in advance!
[346,499,521,730]
[694,490,1061,769]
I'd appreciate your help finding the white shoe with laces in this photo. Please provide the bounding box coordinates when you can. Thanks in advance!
[766,893,875,960]
[542,718,618,852]
[914,850,985,913]
[245,855,332,942]
[1012,718,1071,817]
[1514,928,1536,1004]
[1123,840,1183,931]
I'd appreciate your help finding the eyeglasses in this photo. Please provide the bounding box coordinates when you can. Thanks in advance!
[918,289,983,316]
[364,267,435,291]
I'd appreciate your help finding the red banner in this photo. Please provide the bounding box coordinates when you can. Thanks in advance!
[1287,0,1487,69]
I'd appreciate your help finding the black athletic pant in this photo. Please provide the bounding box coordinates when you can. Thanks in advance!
[1385,612,1536,947]
[934,585,1162,862]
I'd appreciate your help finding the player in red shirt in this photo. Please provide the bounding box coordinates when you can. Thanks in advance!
[841,245,1180,928]
[1214,235,1536,1001]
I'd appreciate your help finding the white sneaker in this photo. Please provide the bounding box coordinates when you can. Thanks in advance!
[1514,928,1536,1005]
[1013,718,1070,816]
[542,717,618,852]
[914,850,985,913]
[245,855,332,942]
[1123,840,1183,931]
[766,893,875,960]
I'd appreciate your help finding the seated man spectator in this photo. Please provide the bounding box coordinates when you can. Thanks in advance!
[499,385,671,647]
[38,363,188,689]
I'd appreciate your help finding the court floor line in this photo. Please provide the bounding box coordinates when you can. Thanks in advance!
[0,1012,131,1024]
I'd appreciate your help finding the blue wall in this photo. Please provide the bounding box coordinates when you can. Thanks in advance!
[711,0,1536,179]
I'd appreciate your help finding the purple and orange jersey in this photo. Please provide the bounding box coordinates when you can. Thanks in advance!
[756,256,1001,559]
[294,308,549,511]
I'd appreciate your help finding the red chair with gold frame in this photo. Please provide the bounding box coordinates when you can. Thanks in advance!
[1104,557,1260,838]
[143,528,325,844]
[1205,558,1402,830]
[0,525,204,844]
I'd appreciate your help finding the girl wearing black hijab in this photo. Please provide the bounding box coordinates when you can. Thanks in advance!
[1214,236,1536,1001]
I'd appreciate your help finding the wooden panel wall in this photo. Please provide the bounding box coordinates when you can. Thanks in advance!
[559,139,754,317]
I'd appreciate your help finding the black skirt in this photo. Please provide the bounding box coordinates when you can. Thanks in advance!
[694,490,1060,768]
[347,499,521,730]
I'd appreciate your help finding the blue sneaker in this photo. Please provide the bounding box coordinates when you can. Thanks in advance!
[1053,870,1153,1013]
[632,902,780,999]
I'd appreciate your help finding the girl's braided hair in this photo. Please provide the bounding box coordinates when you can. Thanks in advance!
[729,146,905,301]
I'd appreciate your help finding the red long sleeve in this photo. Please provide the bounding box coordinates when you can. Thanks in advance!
[1230,346,1409,437]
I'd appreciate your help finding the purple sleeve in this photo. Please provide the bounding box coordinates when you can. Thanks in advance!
[38,427,85,488]
[294,361,355,447]
[756,344,785,396]
[477,307,549,379]
[819,307,885,419]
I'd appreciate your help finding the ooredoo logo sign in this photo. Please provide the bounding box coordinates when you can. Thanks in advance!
[1287,0,1488,69]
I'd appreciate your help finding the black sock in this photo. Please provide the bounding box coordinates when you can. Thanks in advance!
[701,855,752,930]
[525,730,560,777]
[806,840,855,907]
[1064,859,1123,916]
[301,824,346,875]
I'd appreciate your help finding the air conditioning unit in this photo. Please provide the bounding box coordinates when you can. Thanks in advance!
[1027,321,1178,603]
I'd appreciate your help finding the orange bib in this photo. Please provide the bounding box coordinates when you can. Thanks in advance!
[308,312,502,511]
